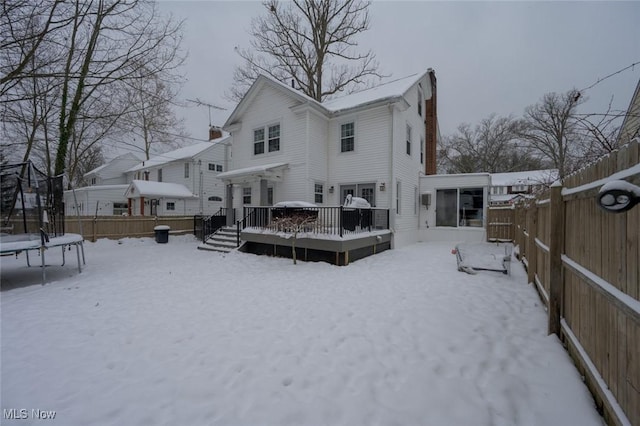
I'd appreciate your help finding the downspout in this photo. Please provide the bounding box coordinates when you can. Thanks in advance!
[388,102,395,221]
[305,110,310,203]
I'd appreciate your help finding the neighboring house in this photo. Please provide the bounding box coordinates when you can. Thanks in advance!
[83,153,141,186]
[220,70,439,247]
[489,169,558,206]
[125,135,230,216]
[617,78,640,146]
[64,134,229,216]
[64,153,141,215]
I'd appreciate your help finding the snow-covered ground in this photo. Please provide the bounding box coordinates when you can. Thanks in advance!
[1,236,602,426]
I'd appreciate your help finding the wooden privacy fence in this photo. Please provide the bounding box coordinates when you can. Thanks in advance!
[64,216,195,241]
[496,140,639,426]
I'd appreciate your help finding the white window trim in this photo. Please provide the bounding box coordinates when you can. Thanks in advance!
[406,123,412,157]
[314,182,324,204]
[253,122,281,156]
[339,120,356,154]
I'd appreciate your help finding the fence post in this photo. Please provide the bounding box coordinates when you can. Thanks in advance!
[527,204,538,285]
[548,183,564,337]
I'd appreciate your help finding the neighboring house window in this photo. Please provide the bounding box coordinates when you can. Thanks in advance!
[396,180,401,214]
[340,122,355,152]
[243,187,252,204]
[436,188,484,227]
[91,177,96,185]
[166,202,175,211]
[113,202,128,216]
[268,124,280,152]
[143,171,150,181]
[254,128,265,155]
[314,184,323,204]
[420,136,425,165]
[184,163,190,178]
[406,124,412,156]
[208,163,215,171]
[418,88,423,117]
[216,164,223,172]
[157,169,162,182]
[267,187,273,205]
[208,196,222,202]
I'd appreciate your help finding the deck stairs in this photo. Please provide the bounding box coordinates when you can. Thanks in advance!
[197,226,238,253]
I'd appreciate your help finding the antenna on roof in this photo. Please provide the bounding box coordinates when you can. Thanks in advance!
[186,98,226,127]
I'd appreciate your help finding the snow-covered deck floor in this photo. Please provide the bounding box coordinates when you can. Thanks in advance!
[1,236,601,425]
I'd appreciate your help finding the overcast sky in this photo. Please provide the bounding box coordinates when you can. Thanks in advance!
[157,1,640,143]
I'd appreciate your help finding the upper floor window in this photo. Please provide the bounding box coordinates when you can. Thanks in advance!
[420,136,425,164]
[406,124,412,156]
[254,128,265,155]
[157,169,162,182]
[208,163,223,172]
[418,88,423,117]
[184,163,190,178]
[90,177,96,185]
[341,122,355,152]
[268,124,280,152]
[216,164,223,172]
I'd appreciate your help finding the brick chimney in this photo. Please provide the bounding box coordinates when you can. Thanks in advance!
[209,125,222,141]
[425,68,437,175]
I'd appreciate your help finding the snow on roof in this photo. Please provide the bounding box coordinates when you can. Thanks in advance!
[127,139,229,172]
[85,153,142,178]
[323,73,424,112]
[124,180,197,199]
[490,170,558,187]
[216,162,288,180]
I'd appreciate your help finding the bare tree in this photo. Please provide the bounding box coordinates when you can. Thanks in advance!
[0,0,71,96]
[230,0,383,102]
[115,67,187,160]
[520,91,584,180]
[440,114,544,174]
[53,0,185,177]
[574,97,626,165]
[270,212,318,265]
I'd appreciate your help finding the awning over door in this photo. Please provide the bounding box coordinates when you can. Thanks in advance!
[216,163,288,184]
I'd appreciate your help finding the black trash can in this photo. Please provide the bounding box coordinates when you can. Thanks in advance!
[154,225,170,243]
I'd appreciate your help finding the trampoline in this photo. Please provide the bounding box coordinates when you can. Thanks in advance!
[1,160,85,283]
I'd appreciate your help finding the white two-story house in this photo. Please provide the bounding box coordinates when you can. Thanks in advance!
[218,70,438,247]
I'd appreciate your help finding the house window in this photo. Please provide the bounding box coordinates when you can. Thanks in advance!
[113,202,128,216]
[314,184,323,204]
[420,136,425,165]
[418,88,423,117]
[243,187,252,204]
[436,188,484,227]
[166,202,175,211]
[268,124,280,152]
[406,124,412,156]
[91,177,96,185]
[208,163,215,171]
[157,169,162,182]
[184,163,190,178]
[208,196,222,202]
[340,122,355,152]
[396,180,401,214]
[254,128,265,155]
[216,164,223,172]
[267,187,273,205]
